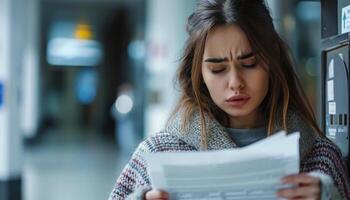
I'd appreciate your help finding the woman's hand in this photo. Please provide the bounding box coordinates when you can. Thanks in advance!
[277,173,321,200]
[145,189,169,200]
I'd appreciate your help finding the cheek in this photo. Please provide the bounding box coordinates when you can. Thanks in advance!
[204,78,226,103]
[262,73,269,94]
[250,71,269,98]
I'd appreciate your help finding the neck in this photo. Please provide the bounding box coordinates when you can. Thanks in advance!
[229,110,265,129]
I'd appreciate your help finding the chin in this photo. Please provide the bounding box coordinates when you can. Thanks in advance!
[224,108,252,118]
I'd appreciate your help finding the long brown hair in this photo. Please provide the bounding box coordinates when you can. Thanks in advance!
[170,0,322,149]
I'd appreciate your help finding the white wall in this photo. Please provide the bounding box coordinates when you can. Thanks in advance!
[144,0,197,136]
[21,0,40,139]
[0,0,24,180]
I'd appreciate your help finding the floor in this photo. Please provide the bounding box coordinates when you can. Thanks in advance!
[23,126,133,200]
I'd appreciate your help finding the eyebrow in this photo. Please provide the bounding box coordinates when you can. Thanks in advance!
[204,51,255,63]
[203,57,229,63]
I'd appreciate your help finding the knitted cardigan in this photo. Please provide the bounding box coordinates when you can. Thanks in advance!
[108,110,350,200]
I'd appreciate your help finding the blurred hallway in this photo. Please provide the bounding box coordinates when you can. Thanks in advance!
[23,126,129,200]
[0,0,338,199]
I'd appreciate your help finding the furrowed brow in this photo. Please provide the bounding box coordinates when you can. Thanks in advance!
[203,57,229,63]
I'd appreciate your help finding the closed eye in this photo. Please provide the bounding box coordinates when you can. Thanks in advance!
[241,56,257,68]
[242,63,257,68]
[211,68,225,74]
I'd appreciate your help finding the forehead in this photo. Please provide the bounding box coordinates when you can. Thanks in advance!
[204,24,252,57]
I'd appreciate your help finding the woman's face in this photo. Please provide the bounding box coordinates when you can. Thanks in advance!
[202,24,269,128]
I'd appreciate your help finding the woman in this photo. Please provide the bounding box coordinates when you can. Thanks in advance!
[108,0,350,199]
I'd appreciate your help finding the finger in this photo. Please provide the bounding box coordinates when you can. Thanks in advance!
[277,185,319,198]
[145,190,169,199]
[282,173,320,185]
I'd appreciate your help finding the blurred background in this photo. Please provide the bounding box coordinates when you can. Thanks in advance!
[0,0,336,199]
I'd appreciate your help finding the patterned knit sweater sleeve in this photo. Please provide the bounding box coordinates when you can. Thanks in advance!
[301,137,350,199]
[108,133,197,200]
[108,140,151,200]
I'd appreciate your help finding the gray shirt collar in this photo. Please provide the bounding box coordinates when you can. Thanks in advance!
[226,127,267,147]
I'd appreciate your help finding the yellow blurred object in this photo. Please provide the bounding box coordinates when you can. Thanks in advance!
[74,23,93,40]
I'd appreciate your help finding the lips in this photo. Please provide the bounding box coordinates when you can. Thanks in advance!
[226,95,250,107]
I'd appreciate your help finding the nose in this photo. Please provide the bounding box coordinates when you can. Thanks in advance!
[228,67,244,91]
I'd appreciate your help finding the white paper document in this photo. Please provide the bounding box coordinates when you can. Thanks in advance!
[144,131,300,200]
